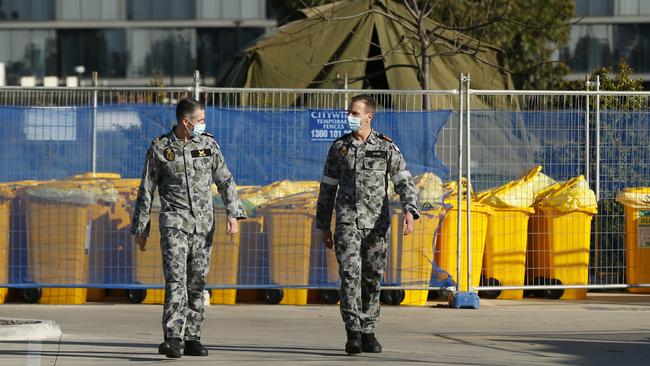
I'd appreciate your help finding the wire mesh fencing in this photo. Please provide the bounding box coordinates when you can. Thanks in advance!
[0,86,458,304]
[1,79,649,305]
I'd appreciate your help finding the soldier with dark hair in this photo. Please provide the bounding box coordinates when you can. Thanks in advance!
[316,94,420,355]
[131,97,246,358]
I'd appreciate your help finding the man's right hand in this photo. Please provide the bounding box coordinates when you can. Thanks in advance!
[134,236,147,251]
[320,229,334,249]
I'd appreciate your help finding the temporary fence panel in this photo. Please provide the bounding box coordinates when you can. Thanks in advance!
[0,86,458,296]
[469,88,650,297]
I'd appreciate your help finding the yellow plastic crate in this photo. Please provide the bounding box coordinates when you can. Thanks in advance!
[388,209,444,306]
[436,201,492,292]
[527,207,592,300]
[39,288,87,304]
[482,207,534,300]
[143,289,165,304]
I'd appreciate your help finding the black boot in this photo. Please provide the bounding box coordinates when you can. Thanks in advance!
[345,331,362,354]
[184,339,209,356]
[158,338,182,358]
[361,333,382,353]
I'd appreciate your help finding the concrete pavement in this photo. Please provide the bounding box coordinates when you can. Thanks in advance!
[0,294,649,365]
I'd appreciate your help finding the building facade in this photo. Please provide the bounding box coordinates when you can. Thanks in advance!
[0,0,274,86]
[563,0,650,80]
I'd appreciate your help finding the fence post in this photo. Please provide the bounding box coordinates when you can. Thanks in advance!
[585,75,591,184]
[457,74,465,292]
[595,75,601,202]
[465,74,473,292]
[193,70,201,101]
[91,71,98,174]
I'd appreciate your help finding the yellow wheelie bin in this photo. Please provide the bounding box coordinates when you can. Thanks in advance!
[66,172,123,301]
[0,180,42,303]
[234,182,320,305]
[0,184,15,303]
[435,180,493,292]
[131,194,165,304]
[527,175,597,300]
[107,179,143,303]
[475,166,555,299]
[263,192,318,305]
[21,180,118,304]
[386,204,447,306]
[208,209,241,305]
[386,172,447,305]
[616,188,650,293]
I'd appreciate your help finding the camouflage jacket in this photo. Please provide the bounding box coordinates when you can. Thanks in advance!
[316,130,420,231]
[131,127,246,237]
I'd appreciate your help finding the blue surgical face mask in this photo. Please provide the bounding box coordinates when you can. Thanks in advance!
[191,122,206,136]
[347,115,362,131]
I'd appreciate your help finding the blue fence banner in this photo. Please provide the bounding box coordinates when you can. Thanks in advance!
[308,109,350,141]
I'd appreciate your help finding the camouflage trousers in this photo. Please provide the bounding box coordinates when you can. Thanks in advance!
[334,224,389,334]
[160,227,213,341]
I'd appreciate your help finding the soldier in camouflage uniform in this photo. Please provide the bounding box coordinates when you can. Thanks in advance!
[131,98,246,358]
[316,95,420,355]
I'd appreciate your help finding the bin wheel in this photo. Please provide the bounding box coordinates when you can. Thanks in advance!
[22,288,42,303]
[524,277,546,298]
[478,277,502,299]
[380,290,405,305]
[263,289,283,304]
[544,279,564,300]
[320,290,340,304]
[127,289,147,304]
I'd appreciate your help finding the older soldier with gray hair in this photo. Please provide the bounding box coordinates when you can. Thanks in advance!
[316,95,420,355]
[131,98,246,358]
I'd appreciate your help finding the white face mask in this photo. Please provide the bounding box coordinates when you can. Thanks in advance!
[347,115,362,131]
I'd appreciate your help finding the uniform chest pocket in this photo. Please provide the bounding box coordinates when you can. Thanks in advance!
[161,160,184,175]
[193,157,212,172]
[363,157,387,171]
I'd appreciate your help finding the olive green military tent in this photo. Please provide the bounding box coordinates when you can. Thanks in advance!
[219,0,513,92]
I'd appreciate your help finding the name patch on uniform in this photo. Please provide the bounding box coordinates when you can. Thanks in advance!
[163,147,175,162]
[191,149,212,158]
[366,150,387,159]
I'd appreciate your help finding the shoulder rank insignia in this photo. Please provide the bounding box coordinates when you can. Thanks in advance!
[163,147,175,162]
[378,133,393,143]
[202,132,220,149]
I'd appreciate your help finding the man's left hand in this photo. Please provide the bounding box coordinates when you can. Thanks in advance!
[403,211,414,236]
[226,217,239,235]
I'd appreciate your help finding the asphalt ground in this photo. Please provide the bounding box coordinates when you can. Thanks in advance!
[1,293,649,365]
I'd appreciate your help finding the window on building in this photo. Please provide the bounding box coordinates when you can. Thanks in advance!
[613,24,650,73]
[127,0,195,20]
[565,24,613,73]
[197,27,264,81]
[58,29,127,78]
[58,0,124,21]
[564,23,650,74]
[0,0,55,21]
[575,0,614,16]
[128,29,196,82]
[0,30,56,82]
[198,0,264,19]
